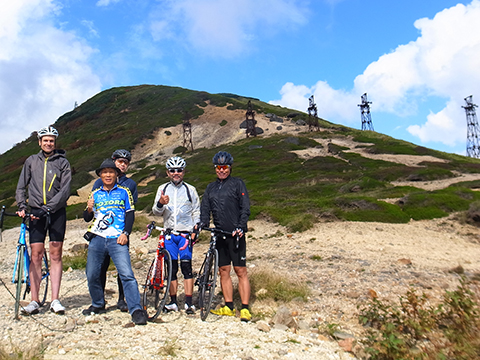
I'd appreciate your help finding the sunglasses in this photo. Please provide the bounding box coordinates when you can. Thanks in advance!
[168,168,184,173]
[215,165,231,170]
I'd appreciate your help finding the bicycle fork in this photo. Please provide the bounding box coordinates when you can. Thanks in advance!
[12,245,29,286]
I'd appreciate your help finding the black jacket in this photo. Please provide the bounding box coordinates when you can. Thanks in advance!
[200,176,250,233]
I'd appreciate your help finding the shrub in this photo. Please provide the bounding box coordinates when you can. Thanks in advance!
[358,277,480,359]
[249,267,310,302]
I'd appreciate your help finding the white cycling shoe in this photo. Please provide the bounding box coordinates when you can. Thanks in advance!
[22,300,40,315]
[50,299,65,315]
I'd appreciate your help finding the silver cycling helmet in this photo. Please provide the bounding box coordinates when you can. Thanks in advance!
[212,151,233,165]
[37,126,59,139]
[166,156,186,170]
[111,149,132,162]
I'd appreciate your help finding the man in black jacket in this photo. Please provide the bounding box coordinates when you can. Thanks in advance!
[200,151,252,322]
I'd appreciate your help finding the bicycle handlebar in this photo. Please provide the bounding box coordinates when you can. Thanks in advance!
[140,221,182,241]
[199,227,241,249]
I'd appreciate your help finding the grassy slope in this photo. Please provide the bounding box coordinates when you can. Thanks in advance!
[2,84,480,231]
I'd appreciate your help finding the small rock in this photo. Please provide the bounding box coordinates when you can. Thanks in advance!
[338,337,355,352]
[272,306,296,328]
[397,258,412,266]
[64,318,76,332]
[256,288,267,297]
[333,331,355,340]
[273,324,289,331]
[256,321,271,332]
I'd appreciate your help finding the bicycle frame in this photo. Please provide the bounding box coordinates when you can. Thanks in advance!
[1,206,50,319]
[12,221,30,287]
[141,221,178,320]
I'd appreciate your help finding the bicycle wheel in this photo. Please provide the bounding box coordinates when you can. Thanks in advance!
[142,249,172,321]
[14,246,25,320]
[199,249,218,321]
[23,250,50,306]
[37,251,49,306]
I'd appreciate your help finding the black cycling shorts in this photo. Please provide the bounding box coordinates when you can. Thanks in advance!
[217,235,247,268]
[29,207,67,244]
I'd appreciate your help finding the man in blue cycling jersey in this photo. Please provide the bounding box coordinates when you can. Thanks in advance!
[152,156,200,314]
[91,149,137,312]
[83,158,147,325]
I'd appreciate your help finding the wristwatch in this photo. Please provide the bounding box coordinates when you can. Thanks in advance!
[122,230,130,236]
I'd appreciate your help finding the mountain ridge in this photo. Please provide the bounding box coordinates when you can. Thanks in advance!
[2,84,480,231]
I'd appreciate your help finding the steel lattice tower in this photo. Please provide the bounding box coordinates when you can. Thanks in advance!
[463,95,480,158]
[245,100,257,138]
[182,114,194,152]
[307,95,319,131]
[358,93,374,131]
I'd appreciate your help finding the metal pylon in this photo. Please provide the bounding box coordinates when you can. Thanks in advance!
[183,115,194,152]
[463,95,480,158]
[307,95,319,131]
[358,93,374,131]
[245,100,257,138]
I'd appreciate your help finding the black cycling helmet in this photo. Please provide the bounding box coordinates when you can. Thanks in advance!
[111,149,132,162]
[212,151,234,165]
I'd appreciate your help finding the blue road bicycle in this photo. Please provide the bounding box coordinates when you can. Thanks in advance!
[0,206,49,320]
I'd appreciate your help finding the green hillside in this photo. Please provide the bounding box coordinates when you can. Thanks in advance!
[2,84,480,231]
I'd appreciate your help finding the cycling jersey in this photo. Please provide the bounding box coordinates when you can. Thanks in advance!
[87,185,134,239]
[152,181,200,232]
[92,174,138,204]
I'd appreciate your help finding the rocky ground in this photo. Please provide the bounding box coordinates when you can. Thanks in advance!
[1,214,480,359]
[3,106,480,359]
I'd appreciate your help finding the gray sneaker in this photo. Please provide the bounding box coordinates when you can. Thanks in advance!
[22,301,40,315]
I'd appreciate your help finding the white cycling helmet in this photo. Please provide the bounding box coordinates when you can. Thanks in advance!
[37,126,59,139]
[166,156,186,170]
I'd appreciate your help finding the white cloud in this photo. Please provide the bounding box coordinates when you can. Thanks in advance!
[0,0,101,153]
[271,0,480,150]
[149,0,308,58]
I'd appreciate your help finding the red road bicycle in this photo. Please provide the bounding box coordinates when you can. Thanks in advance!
[140,221,176,321]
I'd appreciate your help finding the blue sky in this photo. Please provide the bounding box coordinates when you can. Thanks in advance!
[1,0,480,156]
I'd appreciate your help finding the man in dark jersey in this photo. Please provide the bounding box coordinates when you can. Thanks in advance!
[199,151,252,322]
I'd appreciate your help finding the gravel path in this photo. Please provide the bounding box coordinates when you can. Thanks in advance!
[1,216,479,359]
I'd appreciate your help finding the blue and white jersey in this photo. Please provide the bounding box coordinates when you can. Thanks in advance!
[88,184,134,238]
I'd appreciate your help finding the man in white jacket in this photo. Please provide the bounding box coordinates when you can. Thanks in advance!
[152,156,200,314]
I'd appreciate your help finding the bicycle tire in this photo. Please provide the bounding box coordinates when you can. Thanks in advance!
[142,249,172,321]
[38,251,49,306]
[23,250,50,306]
[199,249,218,321]
[14,246,25,320]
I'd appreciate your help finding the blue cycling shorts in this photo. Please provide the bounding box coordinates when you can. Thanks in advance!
[165,233,192,261]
